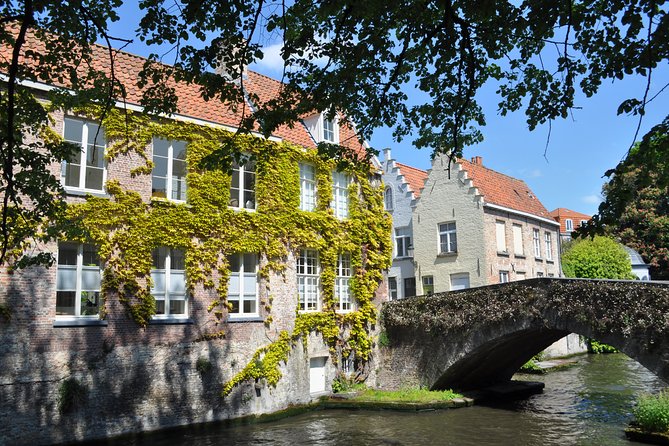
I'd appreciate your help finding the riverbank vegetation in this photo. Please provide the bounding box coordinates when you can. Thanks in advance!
[351,388,463,403]
[633,391,669,433]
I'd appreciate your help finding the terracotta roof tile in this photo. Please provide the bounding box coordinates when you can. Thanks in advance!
[2,26,368,156]
[458,158,552,220]
[395,162,428,198]
[549,208,592,232]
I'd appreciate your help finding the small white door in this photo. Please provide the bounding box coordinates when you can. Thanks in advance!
[450,273,470,291]
[309,357,327,393]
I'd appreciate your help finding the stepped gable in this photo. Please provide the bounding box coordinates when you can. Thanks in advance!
[2,25,368,155]
[458,158,551,219]
[395,162,428,198]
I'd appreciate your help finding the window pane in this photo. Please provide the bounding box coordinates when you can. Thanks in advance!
[228,254,240,272]
[170,249,185,270]
[58,243,78,265]
[172,178,187,201]
[153,156,168,177]
[243,189,255,209]
[86,144,104,167]
[151,270,166,293]
[228,274,240,294]
[155,298,165,315]
[169,271,186,293]
[229,298,240,313]
[153,138,171,158]
[169,297,186,315]
[152,175,167,198]
[79,291,99,316]
[243,297,256,314]
[56,291,76,315]
[82,244,99,266]
[85,166,104,190]
[64,118,83,143]
[86,123,105,147]
[81,268,101,290]
[173,141,187,160]
[57,267,77,291]
[152,247,168,269]
[230,168,240,207]
[64,163,81,188]
[243,273,256,293]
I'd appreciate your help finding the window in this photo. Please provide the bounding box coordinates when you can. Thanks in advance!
[450,273,470,291]
[384,187,393,211]
[227,253,259,317]
[516,272,527,281]
[299,163,317,211]
[152,139,187,201]
[331,171,349,219]
[545,232,553,261]
[422,276,434,296]
[323,118,337,143]
[499,270,509,283]
[512,224,524,255]
[395,227,412,258]
[537,271,545,278]
[565,219,573,231]
[388,277,398,300]
[496,221,507,253]
[335,253,353,312]
[56,242,102,317]
[151,247,187,317]
[297,249,320,311]
[62,118,106,191]
[533,229,541,258]
[403,277,416,298]
[230,158,256,210]
[439,222,457,254]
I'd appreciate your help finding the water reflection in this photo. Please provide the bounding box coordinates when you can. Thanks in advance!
[123,354,665,446]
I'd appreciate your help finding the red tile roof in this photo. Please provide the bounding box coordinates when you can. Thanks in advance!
[1,26,367,157]
[549,208,592,232]
[395,162,428,198]
[458,158,552,220]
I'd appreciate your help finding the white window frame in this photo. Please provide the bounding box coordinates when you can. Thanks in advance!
[422,276,434,295]
[499,270,510,283]
[533,229,542,258]
[152,138,188,202]
[227,253,259,318]
[384,187,394,211]
[322,116,339,143]
[565,219,574,231]
[388,277,398,300]
[545,232,553,261]
[151,247,188,319]
[229,158,256,210]
[61,117,106,193]
[512,224,524,256]
[496,221,507,253]
[297,249,320,312]
[299,163,317,212]
[331,171,350,219]
[395,227,412,258]
[438,222,457,254]
[56,242,102,318]
[335,253,353,312]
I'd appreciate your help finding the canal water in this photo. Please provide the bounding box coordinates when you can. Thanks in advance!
[130,353,665,445]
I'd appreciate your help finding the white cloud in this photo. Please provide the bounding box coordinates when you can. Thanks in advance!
[581,194,602,204]
[252,43,285,75]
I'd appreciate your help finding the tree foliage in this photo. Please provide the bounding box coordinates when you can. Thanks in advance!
[561,236,635,279]
[1,0,668,265]
[584,118,669,280]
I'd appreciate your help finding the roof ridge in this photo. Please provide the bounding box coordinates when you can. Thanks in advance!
[458,158,530,186]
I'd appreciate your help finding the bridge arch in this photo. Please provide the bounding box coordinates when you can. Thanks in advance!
[378,278,669,391]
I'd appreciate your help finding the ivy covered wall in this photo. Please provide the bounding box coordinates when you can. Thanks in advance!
[58,107,393,395]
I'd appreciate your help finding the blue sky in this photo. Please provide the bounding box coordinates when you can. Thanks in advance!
[108,6,669,217]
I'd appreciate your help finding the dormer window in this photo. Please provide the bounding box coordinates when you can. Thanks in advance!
[323,118,337,143]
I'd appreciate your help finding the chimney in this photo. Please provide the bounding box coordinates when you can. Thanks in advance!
[214,37,248,82]
[471,156,483,165]
[383,148,392,162]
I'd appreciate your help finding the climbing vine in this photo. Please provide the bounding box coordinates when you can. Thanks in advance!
[56,107,392,394]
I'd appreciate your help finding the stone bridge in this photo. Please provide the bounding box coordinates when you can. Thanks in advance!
[377,278,669,391]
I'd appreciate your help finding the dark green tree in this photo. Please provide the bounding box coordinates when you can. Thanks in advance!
[585,118,669,279]
[1,0,668,266]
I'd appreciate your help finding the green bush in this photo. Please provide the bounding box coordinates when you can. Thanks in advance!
[562,236,635,279]
[58,378,87,414]
[587,339,618,354]
[634,391,669,433]
[519,359,545,374]
[354,387,462,403]
[331,373,365,393]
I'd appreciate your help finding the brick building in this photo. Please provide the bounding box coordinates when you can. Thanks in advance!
[412,155,561,294]
[549,207,593,244]
[0,32,391,444]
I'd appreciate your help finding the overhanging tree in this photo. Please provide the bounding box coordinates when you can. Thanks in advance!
[1,0,668,266]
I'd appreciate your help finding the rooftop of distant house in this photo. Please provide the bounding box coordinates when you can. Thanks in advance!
[394,162,428,199]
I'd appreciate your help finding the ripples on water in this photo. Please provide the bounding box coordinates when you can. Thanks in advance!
[127,353,665,446]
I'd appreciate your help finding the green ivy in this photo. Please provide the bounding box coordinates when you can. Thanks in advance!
[56,107,392,394]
